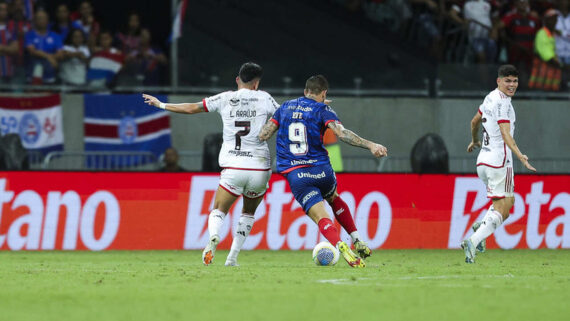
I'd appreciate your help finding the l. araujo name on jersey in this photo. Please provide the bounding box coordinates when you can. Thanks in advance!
[271,97,340,173]
[477,88,516,168]
[203,89,279,170]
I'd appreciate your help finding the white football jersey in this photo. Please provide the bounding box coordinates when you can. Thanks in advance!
[476,88,516,168]
[203,88,279,170]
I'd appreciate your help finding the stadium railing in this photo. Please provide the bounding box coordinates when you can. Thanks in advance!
[42,151,159,171]
[27,150,45,170]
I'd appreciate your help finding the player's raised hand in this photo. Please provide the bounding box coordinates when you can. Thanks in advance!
[520,155,537,172]
[370,143,387,158]
[467,140,481,153]
[142,93,161,108]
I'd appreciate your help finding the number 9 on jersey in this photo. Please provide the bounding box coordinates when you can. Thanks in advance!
[288,122,308,155]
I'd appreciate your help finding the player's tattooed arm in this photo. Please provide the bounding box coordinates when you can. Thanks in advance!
[259,121,278,142]
[142,94,205,114]
[328,121,387,158]
[467,112,482,152]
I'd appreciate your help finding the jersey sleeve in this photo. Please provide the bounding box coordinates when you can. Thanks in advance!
[320,105,341,128]
[495,101,511,124]
[266,94,280,114]
[202,92,225,113]
[270,105,282,127]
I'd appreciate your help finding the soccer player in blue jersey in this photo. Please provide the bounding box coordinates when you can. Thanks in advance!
[259,75,387,268]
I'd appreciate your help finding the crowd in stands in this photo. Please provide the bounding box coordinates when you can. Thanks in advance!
[336,0,570,90]
[0,0,168,88]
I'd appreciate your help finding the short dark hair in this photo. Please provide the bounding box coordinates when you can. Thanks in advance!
[498,65,519,78]
[238,62,263,83]
[305,75,329,94]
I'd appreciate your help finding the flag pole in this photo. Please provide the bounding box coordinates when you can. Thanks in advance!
[170,0,179,92]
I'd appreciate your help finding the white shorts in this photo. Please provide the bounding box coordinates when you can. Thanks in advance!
[219,168,271,199]
[477,165,514,198]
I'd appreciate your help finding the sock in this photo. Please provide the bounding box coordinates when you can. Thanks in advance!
[331,197,358,235]
[349,231,362,243]
[226,214,255,262]
[470,210,503,247]
[318,218,341,246]
[208,209,226,238]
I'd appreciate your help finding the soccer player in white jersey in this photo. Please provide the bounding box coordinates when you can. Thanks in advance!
[462,64,536,263]
[142,62,279,266]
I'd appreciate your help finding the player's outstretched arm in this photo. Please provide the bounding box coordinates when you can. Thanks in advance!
[142,94,205,114]
[467,112,482,152]
[499,123,536,172]
[328,121,387,158]
[259,121,278,142]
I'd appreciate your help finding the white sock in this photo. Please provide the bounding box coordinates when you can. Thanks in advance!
[226,214,255,262]
[349,231,361,244]
[208,209,226,239]
[470,210,503,247]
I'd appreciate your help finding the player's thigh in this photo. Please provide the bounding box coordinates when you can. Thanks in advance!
[219,169,247,197]
[492,196,515,218]
[243,170,271,199]
[477,166,514,199]
[307,201,330,224]
[313,166,337,202]
[286,171,324,214]
[242,170,271,213]
[213,185,239,213]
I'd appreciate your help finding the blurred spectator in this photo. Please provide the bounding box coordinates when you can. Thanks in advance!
[116,12,141,56]
[59,28,89,85]
[87,29,123,88]
[71,0,99,50]
[410,0,444,58]
[123,28,167,85]
[529,8,562,90]
[0,1,18,83]
[555,0,570,65]
[494,0,540,68]
[24,9,62,84]
[160,147,186,172]
[51,3,71,40]
[7,0,33,22]
[7,0,31,78]
[362,0,413,32]
[464,0,497,63]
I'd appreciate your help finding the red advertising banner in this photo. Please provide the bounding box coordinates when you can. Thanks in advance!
[0,172,568,251]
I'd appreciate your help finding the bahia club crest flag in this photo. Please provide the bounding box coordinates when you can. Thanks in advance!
[0,94,64,154]
[84,94,171,167]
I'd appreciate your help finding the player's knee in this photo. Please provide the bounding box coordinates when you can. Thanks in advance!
[326,191,339,204]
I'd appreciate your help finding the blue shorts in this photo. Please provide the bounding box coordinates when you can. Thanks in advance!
[285,164,337,213]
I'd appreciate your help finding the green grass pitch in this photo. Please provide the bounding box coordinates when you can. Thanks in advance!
[1,249,569,321]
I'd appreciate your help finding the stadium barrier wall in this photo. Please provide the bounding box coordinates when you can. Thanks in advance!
[0,172,568,251]
[55,94,570,168]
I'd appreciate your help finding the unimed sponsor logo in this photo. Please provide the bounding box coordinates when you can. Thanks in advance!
[449,177,570,249]
[183,177,392,250]
[0,179,120,250]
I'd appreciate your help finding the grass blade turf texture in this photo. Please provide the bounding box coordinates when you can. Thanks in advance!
[0,250,569,321]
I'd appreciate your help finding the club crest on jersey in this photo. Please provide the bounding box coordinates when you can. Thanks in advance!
[229,98,240,106]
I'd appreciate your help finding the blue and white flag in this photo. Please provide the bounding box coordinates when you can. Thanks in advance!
[170,0,188,41]
[84,94,171,167]
[0,94,64,154]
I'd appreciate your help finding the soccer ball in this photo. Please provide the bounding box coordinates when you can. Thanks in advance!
[312,242,340,266]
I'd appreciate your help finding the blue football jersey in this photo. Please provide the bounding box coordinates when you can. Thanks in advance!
[271,97,340,173]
